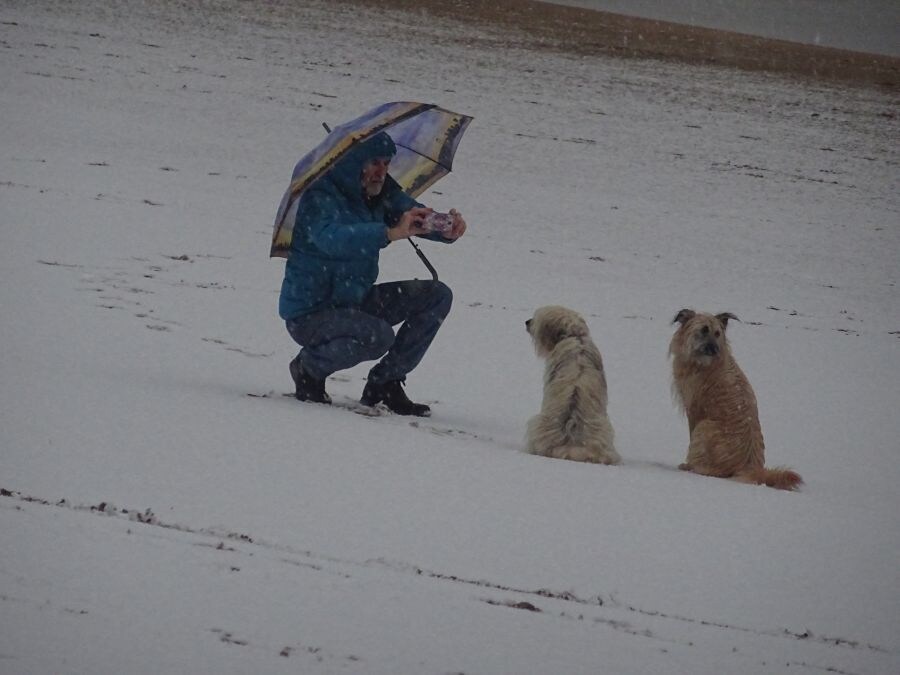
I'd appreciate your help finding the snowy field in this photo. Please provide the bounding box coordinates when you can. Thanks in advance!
[1,1,898,674]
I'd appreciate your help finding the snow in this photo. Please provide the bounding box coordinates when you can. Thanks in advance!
[1,1,898,674]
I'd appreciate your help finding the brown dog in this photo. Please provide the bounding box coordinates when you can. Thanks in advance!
[669,309,802,490]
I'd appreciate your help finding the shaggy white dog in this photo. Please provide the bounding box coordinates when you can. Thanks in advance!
[525,306,620,464]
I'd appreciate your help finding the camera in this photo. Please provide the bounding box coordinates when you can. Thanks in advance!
[421,211,454,233]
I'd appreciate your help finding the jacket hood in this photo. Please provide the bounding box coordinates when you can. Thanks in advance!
[328,131,397,198]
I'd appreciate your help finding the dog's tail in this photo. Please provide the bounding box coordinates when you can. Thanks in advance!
[735,466,803,491]
[555,445,600,463]
[551,445,620,465]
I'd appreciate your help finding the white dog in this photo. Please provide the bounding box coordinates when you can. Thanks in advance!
[525,306,620,464]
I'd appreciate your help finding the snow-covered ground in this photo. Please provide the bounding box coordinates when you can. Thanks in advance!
[1,1,898,673]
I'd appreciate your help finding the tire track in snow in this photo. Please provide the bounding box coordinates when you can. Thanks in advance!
[2,485,891,674]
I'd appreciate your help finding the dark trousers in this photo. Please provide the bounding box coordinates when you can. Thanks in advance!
[286,280,452,384]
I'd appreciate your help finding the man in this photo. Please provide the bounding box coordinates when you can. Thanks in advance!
[279,131,467,416]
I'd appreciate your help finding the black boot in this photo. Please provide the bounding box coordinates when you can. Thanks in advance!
[360,378,430,417]
[289,357,331,404]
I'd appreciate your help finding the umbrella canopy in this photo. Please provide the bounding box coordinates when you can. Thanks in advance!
[270,101,473,258]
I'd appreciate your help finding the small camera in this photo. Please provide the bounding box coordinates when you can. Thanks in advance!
[421,212,454,233]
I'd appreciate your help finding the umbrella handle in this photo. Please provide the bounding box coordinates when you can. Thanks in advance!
[407,238,439,282]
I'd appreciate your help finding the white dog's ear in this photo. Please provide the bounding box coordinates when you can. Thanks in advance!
[536,321,562,348]
[673,309,695,325]
[716,312,740,329]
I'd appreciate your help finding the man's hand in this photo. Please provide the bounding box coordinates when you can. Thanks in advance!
[387,207,431,242]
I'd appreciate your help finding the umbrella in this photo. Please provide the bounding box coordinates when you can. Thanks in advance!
[270,101,473,259]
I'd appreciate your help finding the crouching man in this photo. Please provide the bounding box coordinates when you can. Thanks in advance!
[279,132,467,416]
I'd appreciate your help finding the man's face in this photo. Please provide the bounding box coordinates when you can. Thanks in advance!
[361,156,391,197]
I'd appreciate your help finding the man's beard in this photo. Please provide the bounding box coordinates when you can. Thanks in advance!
[363,181,384,197]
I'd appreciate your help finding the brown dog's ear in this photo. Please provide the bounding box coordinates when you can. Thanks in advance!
[716,312,740,329]
[673,309,696,325]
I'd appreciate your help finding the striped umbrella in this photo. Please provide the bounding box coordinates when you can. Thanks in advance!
[271,101,473,258]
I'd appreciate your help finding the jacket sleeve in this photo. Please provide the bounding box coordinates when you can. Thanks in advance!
[298,190,389,258]
[382,179,457,245]
[382,178,420,226]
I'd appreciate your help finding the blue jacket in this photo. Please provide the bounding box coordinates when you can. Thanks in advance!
[279,132,450,320]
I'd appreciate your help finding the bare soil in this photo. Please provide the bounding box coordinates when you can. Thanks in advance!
[338,0,900,90]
